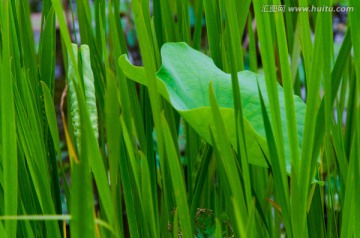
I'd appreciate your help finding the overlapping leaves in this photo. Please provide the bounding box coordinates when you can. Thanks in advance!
[119,42,306,169]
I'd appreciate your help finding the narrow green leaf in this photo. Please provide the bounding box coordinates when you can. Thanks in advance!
[253,0,286,164]
[273,0,301,175]
[203,0,222,68]
[257,81,292,235]
[1,3,18,236]
[39,7,56,94]
[161,112,193,238]
[105,72,123,237]
[40,81,61,161]
[209,82,248,236]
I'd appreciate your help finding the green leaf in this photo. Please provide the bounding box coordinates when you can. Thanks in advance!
[40,81,61,161]
[67,44,99,150]
[80,45,99,140]
[208,83,248,236]
[119,42,306,170]
[257,82,291,234]
[161,113,193,238]
[1,3,18,236]
[104,72,123,237]
[39,7,56,93]
[67,44,81,150]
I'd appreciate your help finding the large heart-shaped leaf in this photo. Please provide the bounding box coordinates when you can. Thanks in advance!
[119,42,306,169]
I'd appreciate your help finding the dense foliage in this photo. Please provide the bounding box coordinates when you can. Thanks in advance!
[0,0,359,237]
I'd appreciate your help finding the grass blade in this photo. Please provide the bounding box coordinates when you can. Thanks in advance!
[161,112,193,238]
[1,2,18,236]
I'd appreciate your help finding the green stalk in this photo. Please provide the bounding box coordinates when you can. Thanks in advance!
[247,12,258,73]
[273,0,301,177]
[223,0,251,212]
[297,0,312,83]
[349,2,360,236]
[1,2,18,236]
[203,0,222,68]
[209,83,248,236]
[297,11,326,238]
[192,0,203,50]
[130,1,175,234]
[252,0,286,161]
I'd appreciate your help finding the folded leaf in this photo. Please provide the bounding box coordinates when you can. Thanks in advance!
[67,44,99,151]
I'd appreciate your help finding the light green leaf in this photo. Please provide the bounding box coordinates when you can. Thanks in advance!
[67,44,81,149]
[119,42,306,170]
[67,44,99,150]
[80,45,99,140]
